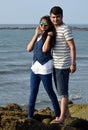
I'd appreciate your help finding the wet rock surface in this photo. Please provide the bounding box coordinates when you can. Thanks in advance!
[0,103,88,130]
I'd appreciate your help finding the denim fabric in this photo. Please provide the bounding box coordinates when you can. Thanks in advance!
[53,68,69,97]
[33,39,52,65]
[28,70,60,118]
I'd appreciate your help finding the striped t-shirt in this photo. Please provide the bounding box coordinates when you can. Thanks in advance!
[52,23,73,69]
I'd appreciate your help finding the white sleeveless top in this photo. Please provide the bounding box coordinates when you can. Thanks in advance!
[31,60,53,75]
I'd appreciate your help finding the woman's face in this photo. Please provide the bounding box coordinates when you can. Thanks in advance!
[40,19,49,32]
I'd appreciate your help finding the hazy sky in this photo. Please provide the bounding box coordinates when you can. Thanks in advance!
[0,0,88,24]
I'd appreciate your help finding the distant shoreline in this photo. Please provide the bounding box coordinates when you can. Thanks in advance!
[70,26,88,31]
[0,27,36,30]
[0,26,88,31]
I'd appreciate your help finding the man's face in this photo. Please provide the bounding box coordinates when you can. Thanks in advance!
[50,13,62,26]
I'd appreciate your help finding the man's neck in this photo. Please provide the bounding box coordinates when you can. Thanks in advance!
[54,22,63,29]
[54,23,63,28]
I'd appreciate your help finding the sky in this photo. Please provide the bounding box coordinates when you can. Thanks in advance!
[0,0,88,24]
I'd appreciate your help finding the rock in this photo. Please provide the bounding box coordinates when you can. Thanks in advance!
[34,107,55,122]
[5,103,22,111]
[0,103,88,130]
[69,104,88,120]
[65,117,88,130]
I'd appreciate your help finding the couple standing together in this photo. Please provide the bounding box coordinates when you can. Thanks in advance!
[27,6,76,124]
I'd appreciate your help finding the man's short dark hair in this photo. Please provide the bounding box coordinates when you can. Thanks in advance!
[50,6,63,17]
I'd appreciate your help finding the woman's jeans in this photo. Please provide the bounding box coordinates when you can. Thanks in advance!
[28,70,60,118]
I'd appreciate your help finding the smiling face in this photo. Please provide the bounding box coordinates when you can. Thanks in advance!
[50,13,63,27]
[39,19,49,32]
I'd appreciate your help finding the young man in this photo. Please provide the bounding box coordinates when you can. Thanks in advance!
[50,6,76,124]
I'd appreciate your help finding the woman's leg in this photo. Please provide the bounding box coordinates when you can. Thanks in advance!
[28,71,40,118]
[40,74,60,117]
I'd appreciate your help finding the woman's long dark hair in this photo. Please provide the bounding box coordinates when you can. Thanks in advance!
[40,15,56,48]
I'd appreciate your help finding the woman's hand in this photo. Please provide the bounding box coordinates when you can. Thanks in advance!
[48,32,54,36]
[27,26,41,52]
[35,26,41,36]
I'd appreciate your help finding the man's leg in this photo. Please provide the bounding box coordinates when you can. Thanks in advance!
[53,68,71,123]
[59,96,70,122]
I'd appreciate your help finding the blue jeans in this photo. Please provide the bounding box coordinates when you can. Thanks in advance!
[53,68,69,97]
[28,70,60,118]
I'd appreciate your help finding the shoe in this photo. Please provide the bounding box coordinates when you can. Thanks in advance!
[50,119,64,125]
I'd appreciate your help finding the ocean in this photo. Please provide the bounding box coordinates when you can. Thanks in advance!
[0,24,88,110]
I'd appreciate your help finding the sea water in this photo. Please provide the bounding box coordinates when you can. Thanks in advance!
[0,24,88,109]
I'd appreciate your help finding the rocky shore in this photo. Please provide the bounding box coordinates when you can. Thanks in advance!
[0,103,88,130]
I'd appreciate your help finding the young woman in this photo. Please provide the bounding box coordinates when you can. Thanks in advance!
[27,15,60,119]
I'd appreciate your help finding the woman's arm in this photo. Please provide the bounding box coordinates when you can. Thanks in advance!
[26,26,40,52]
[42,32,53,52]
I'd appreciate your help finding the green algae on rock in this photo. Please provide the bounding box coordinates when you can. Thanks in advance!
[0,103,88,130]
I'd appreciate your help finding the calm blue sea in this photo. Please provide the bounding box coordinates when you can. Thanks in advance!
[0,24,88,109]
